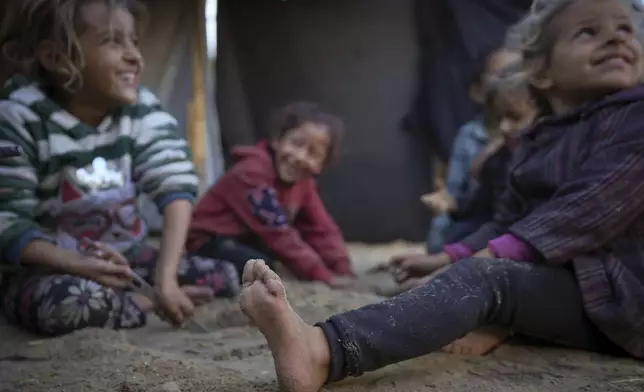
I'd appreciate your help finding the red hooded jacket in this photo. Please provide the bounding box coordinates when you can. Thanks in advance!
[186,141,353,283]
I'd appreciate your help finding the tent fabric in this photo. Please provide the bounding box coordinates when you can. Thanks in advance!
[138,0,224,230]
[216,0,435,242]
[405,0,531,160]
[216,0,531,242]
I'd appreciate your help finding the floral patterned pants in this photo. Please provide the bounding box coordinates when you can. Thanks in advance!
[0,246,240,336]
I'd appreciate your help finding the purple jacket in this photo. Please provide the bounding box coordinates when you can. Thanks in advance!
[456,85,644,358]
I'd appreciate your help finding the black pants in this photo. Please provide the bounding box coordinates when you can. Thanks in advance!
[317,257,620,382]
[194,235,275,279]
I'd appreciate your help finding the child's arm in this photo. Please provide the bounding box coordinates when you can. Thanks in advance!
[130,90,202,325]
[470,138,505,180]
[0,111,132,287]
[293,183,354,277]
[506,105,644,265]
[443,123,486,211]
[130,91,199,281]
[131,89,199,207]
[218,167,335,283]
[0,112,58,267]
[442,175,525,261]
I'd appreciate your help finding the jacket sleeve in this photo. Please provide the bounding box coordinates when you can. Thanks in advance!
[444,126,480,208]
[456,172,524,253]
[509,104,644,264]
[0,109,54,265]
[220,169,334,283]
[293,183,354,276]
[131,89,199,211]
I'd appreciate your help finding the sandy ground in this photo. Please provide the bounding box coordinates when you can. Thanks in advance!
[0,242,643,392]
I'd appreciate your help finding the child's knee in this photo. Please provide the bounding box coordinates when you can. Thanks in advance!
[34,277,116,336]
[451,257,519,281]
[195,259,241,297]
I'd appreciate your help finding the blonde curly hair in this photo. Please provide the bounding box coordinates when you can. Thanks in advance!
[506,0,577,76]
[504,0,644,111]
[0,0,146,91]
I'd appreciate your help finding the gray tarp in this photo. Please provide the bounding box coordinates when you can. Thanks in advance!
[139,0,223,230]
[216,0,528,242]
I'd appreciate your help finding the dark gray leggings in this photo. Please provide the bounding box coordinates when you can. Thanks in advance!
[318,257,618,382]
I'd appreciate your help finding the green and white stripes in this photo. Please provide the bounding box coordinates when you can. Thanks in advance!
[0,75,199,257]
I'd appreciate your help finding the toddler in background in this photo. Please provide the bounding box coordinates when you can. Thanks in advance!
[397,64,539,293]
[424,47,521,253]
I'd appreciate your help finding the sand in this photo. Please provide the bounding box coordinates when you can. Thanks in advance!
[0,242,642,392]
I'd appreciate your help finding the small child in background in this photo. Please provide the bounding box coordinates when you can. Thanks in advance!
[456,66,539,232]
[424,47,521,253]
[396,65,539,292]
[0,0,240,336]
[187,102,355,287]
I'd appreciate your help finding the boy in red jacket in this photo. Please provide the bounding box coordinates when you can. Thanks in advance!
[187,102,355,287]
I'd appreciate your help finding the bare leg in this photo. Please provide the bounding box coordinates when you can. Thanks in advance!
[240,260,330,392]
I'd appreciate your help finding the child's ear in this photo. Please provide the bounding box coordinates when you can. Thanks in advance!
[528,59,554,91]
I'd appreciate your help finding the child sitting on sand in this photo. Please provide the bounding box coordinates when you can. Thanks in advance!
[238,0,644,390]
[0,0,240,336]
[425,47,521,253]
[397,66,539,291]
[187,102,355,287]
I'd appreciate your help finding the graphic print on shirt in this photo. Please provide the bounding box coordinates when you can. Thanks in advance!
[246,186,288,229]
[50,156,147,254]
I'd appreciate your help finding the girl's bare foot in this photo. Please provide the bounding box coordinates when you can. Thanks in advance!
[240,259,330,392]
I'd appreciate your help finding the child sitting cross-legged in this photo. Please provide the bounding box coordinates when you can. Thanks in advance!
[0,0,240,336]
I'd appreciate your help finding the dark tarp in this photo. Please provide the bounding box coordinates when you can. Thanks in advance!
[216,0,530,242]
[405,0,532,160]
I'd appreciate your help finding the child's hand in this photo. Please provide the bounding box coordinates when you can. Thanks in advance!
[470,138,504,179]
[79,239,129,265]
[72,239,132,288]
[155,279,197,327]
[473,248,493,259]
[66,254,133,288]
[421,179,455,215]
[421,192,451,215]
[389,252,451,283]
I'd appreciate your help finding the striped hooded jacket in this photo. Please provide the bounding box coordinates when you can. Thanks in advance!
[0,75,199,264]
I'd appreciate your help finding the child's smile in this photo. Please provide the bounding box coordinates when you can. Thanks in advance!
[76,2,144,107]
[273,122,330,184]
[541,0,643,109]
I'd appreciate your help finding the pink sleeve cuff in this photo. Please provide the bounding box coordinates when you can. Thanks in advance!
[488,234,536,262]
[443,243,473,262]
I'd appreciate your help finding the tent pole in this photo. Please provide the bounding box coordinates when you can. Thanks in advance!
[188,0,207,180]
